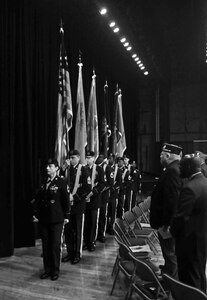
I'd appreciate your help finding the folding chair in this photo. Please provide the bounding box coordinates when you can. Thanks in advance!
[111,237,160,298]
[123,210,158,255]
[163,273,207,300]
[110,236,136,298]
[127,252,168,300]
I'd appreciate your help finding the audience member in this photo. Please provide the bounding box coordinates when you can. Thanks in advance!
[171,154,207,292]
[195,150,207,177]
[150,143,183,278]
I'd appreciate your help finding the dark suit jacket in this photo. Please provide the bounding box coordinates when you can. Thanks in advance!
[171,173,207,258]
[35,176,70,224]
[150,160,182,229]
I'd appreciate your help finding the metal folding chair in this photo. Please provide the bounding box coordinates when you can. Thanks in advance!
[163,273,207,300]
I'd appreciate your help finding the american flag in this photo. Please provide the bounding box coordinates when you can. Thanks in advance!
[55,27,73,167]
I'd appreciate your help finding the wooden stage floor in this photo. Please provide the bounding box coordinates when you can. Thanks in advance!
[0,234,163,300]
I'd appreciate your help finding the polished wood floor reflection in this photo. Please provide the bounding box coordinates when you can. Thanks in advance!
[0,234,161,300]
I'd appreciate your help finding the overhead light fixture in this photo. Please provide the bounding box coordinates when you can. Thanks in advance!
[109,21,115,27]
[132,54,137,58]
[134,57,138,61]
[120,37,126,43]
[113,27,119,33]
[124,42,129,47]
[127,46,132,51]
[144,71,149,75]
[100,8,107,15]
[140,66,145,70]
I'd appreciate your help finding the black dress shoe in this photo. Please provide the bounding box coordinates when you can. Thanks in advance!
[40,272,50,279]
[89,242,96,252]
[72,256,81,264]
[82,244,88,250]
[98,236,105,243]
[61,254,73,262]
[51,274,59,281]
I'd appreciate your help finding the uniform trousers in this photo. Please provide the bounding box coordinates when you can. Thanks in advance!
[98,190,109,238]
[177,254,207,292]
[84,206,99,247]
[158,232,178,279]
[107,192,117,232]
[117,192,125,219]
[40,222,64,275]
[124,187,132,212]
[64,213,84,258]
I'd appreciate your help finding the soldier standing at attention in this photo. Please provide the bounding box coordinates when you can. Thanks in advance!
[117,156,129,218]
[83,151,105,251]
[34,158,70,281]
[61,150,91,264]
[96,154,114,243]
[107,154,122,234]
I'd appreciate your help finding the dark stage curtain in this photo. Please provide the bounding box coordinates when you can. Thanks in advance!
[0,0,62,256]
[0,0,139,257]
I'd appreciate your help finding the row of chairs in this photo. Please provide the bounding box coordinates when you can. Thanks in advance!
[111,219,168,299]
[111,196,207,299]
[112,219,207,299]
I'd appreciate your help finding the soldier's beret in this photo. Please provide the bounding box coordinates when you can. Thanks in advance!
[117,156,124,162]
[86,150,95,157]
[95,153,105,164]
[69,149,80,156]
[47,158,59,167]
[162,143,182,155]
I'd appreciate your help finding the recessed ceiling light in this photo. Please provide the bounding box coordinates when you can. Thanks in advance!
[127,46,132,51]
[109,21,115,27]
[100,8,107,15]
[120,37,126,43]
[113,27,119,33]
[124,42,129,47]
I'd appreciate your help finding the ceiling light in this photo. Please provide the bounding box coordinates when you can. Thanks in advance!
[139,63,143,67]
[124,42,129,47]
[127,46,132,51]
[120,37,126,43]
[100,8,107,15]
[132,54,137,58]
[109,21,115,27]
[144,71,149,75]
[113,27,119,33]
[134,57,138,61]
[140,66,145,70]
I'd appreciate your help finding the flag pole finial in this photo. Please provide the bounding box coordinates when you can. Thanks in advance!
[78,50,83,67]
[116,83,119,92]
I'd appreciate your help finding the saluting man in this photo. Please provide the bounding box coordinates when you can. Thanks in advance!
[83,151,105,251]
[61,150,91,264]
[34,158,70,281]
[96,154,114,243]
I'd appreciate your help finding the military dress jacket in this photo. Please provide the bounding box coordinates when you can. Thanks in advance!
[100,163,114,205]
[171,173,207,258]
[35,176,70,224]
[110,164,122,198]
[86,164,105,210]
[69,164,91,215]
[150,160,182,230]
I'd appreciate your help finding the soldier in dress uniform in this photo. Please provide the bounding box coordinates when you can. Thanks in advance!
[130,161,142,208]
[96,154,114,243]
[107,154,122,234]
[83,151,105,251]
[117,156,130,218]
[61,150,91,264]
[123,154,133,211]
[34,158,70,281]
